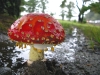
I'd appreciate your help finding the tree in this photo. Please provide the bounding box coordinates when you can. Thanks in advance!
[60,0,67,20]
[26,0,48,13]
[66,1,75,21]
[90,2,100,14]
[60,0,75,20]
[60,0,91,22]
[76,0,90,23]
[50,12,55,16]
[38,0,48,13]
[0,0,25,18]
[60,0,67,8]
[60,9,66,20]
[26,0,39,13]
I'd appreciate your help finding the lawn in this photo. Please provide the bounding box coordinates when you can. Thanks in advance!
[59,20,100,47]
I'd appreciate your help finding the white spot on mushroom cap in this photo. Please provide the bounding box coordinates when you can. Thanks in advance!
[44,15,50,18]
[48,22,52,24]
[38,20,42,22]
[41,26,44,30]
[45,30,49,32]
[30,18,33,20]
[29,24,32,27]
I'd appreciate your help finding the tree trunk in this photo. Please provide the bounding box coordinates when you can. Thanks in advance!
[62,17,64,20]
[78,13,84,23]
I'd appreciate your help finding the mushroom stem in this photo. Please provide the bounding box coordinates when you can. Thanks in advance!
[27,45,44,65]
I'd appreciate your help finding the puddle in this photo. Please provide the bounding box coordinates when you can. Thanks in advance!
[44,28,85,63]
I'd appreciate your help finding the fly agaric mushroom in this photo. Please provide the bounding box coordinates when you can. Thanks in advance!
[8,13,65,65]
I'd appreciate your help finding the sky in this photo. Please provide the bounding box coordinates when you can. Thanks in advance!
[46,0,79,20]
[21,0,98,20]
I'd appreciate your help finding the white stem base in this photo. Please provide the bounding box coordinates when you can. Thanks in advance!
[27,45,44,65]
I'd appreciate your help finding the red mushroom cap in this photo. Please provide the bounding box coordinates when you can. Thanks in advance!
[8,13,65,44]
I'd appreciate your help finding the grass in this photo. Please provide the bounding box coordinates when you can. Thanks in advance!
[59,20,74,35]
[59,20,100,47]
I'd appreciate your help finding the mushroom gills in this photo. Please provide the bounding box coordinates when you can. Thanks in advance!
[33,44,54,50]
[16,42,55,52]
[16,42,27,49]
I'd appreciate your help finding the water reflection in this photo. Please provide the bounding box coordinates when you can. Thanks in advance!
[10,46,29,65]
[0,41,15,68]
[45,28,84,63]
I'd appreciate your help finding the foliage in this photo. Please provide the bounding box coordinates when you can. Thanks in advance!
[60,9,66,20]
[66,1,75,21]
[77,5,90,23]
[90,2,100,14]
[76,0,91,23]
[0,0,25,18]
[0,14,16,32]
[26,0,39,12]
[80,6,90,14]
[60,0,90,23]
[50,12,55,16]
[38,0,48,13]
[60,1,75,20]
[60,0,67,8]
[26,0,48,13]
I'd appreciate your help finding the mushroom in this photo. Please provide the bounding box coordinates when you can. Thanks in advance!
[8,13,65,65]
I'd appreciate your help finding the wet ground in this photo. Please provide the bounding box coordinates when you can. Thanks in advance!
[0,28,100,75]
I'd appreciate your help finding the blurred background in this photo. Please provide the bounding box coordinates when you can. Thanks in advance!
[0,0,100,31]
